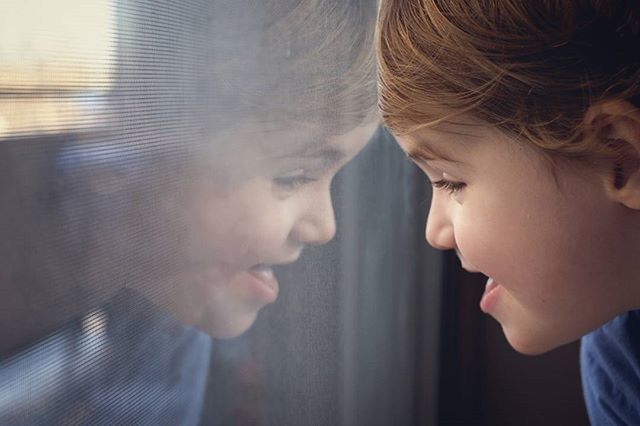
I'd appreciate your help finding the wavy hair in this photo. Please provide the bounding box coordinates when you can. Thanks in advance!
[377,0,640,160]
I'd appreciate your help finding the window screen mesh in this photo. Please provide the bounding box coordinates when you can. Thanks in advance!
[0,1,441,424]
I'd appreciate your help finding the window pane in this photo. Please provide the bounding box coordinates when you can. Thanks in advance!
[0,0,113,136]
[0,1,441,424]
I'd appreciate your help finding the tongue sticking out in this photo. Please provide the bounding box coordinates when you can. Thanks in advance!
[480,277,500,313]
[249,264,274,280]
[485,277,498,293]
[248,265,278,295]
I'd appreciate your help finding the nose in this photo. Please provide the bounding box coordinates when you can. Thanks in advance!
[425,194,456,250]
[291,189,337,245]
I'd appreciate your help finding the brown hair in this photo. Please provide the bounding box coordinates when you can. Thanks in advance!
[377,0,640,160]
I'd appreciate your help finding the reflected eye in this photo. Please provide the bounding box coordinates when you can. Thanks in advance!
[432,179,466,195]
[273,173,318,190]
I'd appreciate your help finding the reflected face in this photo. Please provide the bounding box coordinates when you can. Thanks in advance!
[395,121,637,354]
[165,123,375,338]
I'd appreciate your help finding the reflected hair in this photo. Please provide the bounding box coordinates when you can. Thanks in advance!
[377,0,640,160]
[204,0,379,136]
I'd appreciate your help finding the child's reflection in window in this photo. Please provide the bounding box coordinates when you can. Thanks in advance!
[0,0,378,423]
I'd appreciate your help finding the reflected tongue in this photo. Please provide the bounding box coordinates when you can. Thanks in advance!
[249,265,273,280]
[249,265,276,290]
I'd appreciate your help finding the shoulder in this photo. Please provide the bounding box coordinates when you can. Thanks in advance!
[581,310,640,425]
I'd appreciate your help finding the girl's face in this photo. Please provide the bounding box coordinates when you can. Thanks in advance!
[158,122,375,338]
[395,120,639,354]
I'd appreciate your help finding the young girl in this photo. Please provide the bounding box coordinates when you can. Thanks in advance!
[376,1,640,423]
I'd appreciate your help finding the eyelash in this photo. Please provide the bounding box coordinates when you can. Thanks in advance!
[273,175,318,190]
[432,179,466,194]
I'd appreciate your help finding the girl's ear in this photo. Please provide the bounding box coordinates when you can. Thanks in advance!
[587,100,640,210]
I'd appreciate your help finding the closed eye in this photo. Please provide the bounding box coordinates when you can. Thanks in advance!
[432,179,466,194]
[273,174,318,190]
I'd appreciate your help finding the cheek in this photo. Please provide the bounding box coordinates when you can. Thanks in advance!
[461,182,625,348]
[452,195,520,277]
[193,201,246,255]
[191,194,294,262]
[452,184,576,318]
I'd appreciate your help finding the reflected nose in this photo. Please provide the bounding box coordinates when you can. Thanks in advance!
[425,195,455,250]
[291,190,337,245]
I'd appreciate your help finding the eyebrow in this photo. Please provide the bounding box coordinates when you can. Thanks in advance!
[301,148,345,162]
[277,147,346,167]
[405,144,465,166]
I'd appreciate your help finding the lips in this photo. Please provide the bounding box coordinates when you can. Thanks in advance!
[248,264,278,294]
[455,252,499,312]
[229,264,280,305]
[220,250,303,306]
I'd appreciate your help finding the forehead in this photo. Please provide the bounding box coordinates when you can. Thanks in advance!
[201,119,376,177]
[396,122,485,165]
[213,121,365,154]
[398,121,565,188]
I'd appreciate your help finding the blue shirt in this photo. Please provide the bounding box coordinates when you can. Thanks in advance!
[0,289,212,425]
[581,310,640,425]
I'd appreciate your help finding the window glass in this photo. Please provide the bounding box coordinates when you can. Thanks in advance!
[0,1,441,424]
[0,0,113,136]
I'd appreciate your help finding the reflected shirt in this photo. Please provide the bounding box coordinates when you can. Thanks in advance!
[581,310,640,425]
[0,289,211,425]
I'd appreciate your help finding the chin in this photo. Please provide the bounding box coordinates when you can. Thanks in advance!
[197,309,260,339]
[501,324,568,356]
